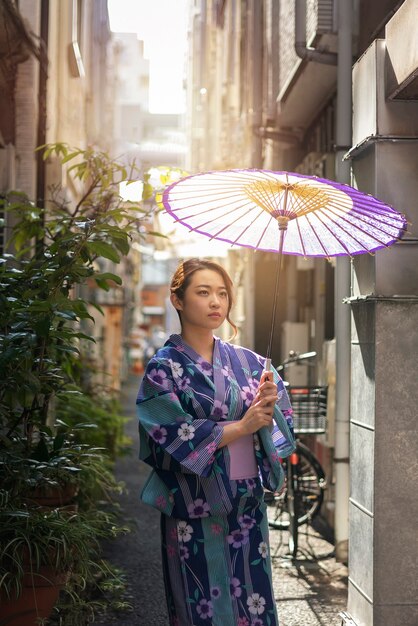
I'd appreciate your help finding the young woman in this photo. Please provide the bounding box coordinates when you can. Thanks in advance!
[137,258,295,626]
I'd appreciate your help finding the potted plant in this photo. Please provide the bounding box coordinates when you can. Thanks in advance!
[1,433,80,509]
[0,501,102,626]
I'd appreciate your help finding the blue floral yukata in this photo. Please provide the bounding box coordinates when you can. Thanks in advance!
[137,334,295,626]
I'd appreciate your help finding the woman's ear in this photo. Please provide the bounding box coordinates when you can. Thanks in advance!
[170,293,183,311]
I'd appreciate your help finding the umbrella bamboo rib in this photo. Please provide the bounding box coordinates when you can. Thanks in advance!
[177,196,257,223]
[253,179,276,214]
[295,217,307,257]
[346,205,405,230]
[308,211,356,256]
[323,190,401,221]
[229,204,276,247]
[319,212,382,253]
[342,209,403,237]
[303,213,333,257]
[199,202,263,240]
[323,195,398,222]
[255,213,277,249]
[168,181,251,194]
[166,189,255,212]
[321,206,401,247]
[292,183,329,215]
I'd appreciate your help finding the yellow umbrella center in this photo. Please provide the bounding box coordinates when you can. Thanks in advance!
[243,179,330,228]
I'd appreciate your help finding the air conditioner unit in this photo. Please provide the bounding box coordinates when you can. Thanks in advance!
[316,0,335,34]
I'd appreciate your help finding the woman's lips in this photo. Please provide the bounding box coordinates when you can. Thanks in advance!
[209,312,221,317]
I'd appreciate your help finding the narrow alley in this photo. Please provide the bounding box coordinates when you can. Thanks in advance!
[95,375,348,626]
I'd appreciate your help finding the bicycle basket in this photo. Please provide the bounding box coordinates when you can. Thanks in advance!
[288,386,327,434]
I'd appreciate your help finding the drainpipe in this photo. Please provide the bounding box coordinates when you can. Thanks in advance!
[295,0,337,65]
[36,0,49,210]
[334,0,353,564]
[199,0,207,170]
[251,0,263,168]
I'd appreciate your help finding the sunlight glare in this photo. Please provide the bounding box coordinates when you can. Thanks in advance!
[107,0,188,114]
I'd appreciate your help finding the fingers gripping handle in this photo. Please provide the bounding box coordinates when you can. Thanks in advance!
[261,362,273,384]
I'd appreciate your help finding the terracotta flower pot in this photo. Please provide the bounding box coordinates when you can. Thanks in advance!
[24,482,79,507]
[0,567,69,626]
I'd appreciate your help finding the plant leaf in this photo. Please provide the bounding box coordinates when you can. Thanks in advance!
[88,241,120,263]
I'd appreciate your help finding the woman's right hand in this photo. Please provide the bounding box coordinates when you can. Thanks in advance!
[240,392,277,435]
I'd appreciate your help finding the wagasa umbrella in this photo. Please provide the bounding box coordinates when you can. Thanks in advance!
[162,169,407,368]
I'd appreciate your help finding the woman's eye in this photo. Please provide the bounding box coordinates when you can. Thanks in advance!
[220,292,228,298]
[198,290,208,295]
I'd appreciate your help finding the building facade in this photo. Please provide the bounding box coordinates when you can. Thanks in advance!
[187,2,418,624]
[0,0,138,391]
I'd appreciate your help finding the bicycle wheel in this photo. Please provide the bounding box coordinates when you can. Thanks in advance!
[266,441,326,530]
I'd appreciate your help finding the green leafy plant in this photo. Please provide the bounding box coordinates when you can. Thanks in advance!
[0,144,146,440]
[0,422,123,508]
[0,143,155,622]
[55,382,130,459]
[0,501,130,621]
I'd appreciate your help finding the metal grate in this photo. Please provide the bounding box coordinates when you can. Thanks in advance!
[317,0,334,33]
[288,386,328,434]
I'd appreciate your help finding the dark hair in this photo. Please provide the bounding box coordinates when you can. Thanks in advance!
[170,258,237,338]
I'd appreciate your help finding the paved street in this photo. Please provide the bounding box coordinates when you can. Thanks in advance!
[95,375,348,626]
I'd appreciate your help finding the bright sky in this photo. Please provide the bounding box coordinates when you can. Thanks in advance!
[107,0,189,114]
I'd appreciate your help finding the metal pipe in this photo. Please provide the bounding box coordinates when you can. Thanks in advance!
[295,0,337,66]
[36,0,49,210]
[199,0,207,170]
[334,0,353,564]
[251,0,263,168]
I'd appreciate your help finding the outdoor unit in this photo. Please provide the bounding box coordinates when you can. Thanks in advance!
[316,0,334,34]
[281,321,309,385]
[306,0,335,43]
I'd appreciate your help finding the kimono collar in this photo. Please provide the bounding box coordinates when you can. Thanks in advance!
[167,333,220,367]
[167,334,228,399]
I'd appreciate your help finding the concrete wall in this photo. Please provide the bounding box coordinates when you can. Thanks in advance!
[348,30,418,625]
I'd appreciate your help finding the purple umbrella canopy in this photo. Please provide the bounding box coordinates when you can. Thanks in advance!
[162,169,406,258]
[162,169,407,366]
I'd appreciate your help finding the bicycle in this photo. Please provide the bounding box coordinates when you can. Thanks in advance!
[265,351,327,559]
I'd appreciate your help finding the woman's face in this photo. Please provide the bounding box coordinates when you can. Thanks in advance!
[172,269,229,332]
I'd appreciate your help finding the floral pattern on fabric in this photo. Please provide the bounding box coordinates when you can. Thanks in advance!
[137,334,295,518]
[138,334,296,625]
[161,494,280,625]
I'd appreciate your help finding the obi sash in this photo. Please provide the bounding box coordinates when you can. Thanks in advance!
[222,421,258,480]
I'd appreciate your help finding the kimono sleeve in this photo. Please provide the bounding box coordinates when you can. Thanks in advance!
[137,357,223,477]
[257,365,296,491]
[271,367,295,455]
